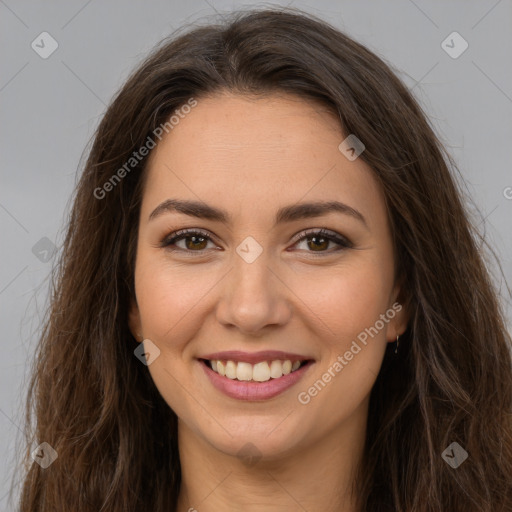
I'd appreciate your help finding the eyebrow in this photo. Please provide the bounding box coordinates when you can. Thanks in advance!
[148,198,368,228]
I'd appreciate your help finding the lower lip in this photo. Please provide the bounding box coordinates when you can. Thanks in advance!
[199,359,314,401]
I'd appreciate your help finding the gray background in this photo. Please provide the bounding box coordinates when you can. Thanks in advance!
[1,0,511,509]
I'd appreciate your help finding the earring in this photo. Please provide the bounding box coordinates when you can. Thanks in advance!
[394,334,400,354]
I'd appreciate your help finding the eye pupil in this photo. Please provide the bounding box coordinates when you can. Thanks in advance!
[186,236,207,250]
[308,236,329,251]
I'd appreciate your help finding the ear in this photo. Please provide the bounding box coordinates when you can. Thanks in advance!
[386,282,409,342]
[128,299,143,342]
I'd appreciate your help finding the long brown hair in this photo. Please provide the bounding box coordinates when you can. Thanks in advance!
[16,7,512,511]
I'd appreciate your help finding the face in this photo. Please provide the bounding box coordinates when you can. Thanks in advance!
[129,92,407,461]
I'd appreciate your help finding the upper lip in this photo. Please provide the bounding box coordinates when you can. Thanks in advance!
[199,350,314,365]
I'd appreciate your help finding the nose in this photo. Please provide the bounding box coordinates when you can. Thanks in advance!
[215,252,292,335]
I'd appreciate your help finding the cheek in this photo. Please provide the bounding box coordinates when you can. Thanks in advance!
[135,258,220,344]
[291,258,393,346]
[292,261,393,419]
[134,259,209,417]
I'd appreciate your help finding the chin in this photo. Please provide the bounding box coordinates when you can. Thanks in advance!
[195,414,308,462]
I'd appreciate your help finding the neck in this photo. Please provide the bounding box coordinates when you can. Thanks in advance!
[175,408,367,512]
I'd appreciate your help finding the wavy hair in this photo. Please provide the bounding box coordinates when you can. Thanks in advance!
[16,7,512,511]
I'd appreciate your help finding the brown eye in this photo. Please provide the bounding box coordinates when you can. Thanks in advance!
[292,229,352,254]
[182,234,208,251]
[305,234,330,251]
[161,229,216,253]
[160,228,352,256]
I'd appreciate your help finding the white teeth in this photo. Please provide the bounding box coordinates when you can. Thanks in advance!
[225,361,237,379]
[236,362,253,381]
[252,362,271,382]
[269,360,283,378]
[208,358,305,381]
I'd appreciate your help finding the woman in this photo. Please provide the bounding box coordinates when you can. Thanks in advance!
[18,7,512,511]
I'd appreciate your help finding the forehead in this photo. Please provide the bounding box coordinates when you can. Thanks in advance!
[141,93,384,228]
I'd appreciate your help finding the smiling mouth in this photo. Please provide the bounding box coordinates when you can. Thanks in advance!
[199,358,311,382]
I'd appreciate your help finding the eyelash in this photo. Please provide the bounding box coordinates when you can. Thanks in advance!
[159,228,353,257]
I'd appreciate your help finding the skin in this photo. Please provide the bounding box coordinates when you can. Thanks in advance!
[129,92,408,512]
